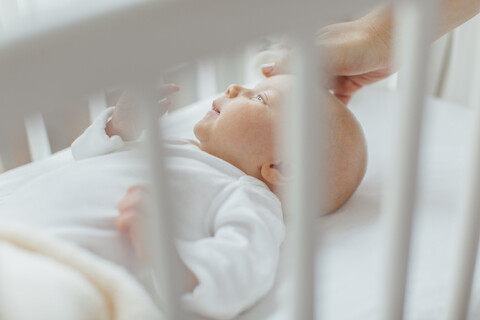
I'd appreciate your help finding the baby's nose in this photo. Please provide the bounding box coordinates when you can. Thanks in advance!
[225,84,242,98]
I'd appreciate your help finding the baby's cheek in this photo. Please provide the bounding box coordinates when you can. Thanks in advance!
[193,119,211,143]
[238,122,275,155]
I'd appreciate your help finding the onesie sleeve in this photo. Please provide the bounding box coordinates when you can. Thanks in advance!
[177,179,285,319]
[71,107,125,160]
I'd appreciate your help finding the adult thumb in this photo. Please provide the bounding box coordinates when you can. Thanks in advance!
[261,54,291,77]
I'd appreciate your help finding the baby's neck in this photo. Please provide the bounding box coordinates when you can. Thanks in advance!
[268,183,283,201]
[194,140,280,197]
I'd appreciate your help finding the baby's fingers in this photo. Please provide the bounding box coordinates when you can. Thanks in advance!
[155,84,178,117]
[157,83,179,99]
[157,98,172,117]
[116,184,147,232]
[117,185,147,211]
[116,210,137,232]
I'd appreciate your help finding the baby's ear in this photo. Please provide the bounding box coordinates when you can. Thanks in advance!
[261,161,292,187]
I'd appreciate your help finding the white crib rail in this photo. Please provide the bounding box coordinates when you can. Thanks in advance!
[445,21,480,320]
[87,92,108,124]
[24,112,51,161]
[283,32,323,319]
[196,58,218,100]
[140,85,184,319]
[0,0,383,129]
[381,0,436,319]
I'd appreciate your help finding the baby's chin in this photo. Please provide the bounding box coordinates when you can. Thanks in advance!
[193,120,207,143]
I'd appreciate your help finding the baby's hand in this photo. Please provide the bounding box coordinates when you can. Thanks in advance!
[117,185,199,290]
[116,184,149,260]
[106,84,179,141]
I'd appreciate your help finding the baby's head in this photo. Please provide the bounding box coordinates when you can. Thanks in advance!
[194,75,367,214]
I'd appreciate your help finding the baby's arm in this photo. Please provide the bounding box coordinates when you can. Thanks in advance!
[179,184,285,319]
[116,182,285,320]
[116,184,199,290]
[71,84,178,160]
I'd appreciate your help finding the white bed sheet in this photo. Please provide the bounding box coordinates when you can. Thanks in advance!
[1,87,479,319]
[310,88,480,320]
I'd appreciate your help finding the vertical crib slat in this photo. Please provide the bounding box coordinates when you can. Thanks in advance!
[382,1,435,319]
[284,32,322,320]
[243,44,259,84]
[0,131,12,172]
[141,85,182,319]
[88,92,108,124]
[445,29,480,320]
[24,112,51,161]
[0,128,14,171]
[197,58,218,100]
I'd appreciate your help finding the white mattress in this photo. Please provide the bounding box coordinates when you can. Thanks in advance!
[1,87,479,319]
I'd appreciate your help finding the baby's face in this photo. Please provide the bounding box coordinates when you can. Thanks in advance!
[195,75,367,214]
[194,75,291,177]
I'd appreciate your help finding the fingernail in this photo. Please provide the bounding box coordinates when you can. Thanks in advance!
[261,63,275,74]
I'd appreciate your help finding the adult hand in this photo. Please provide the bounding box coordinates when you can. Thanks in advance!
[261,7,394,104]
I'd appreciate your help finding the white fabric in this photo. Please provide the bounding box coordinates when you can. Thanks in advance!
[71,106,125,159]
[0,221,160,320]
[0,107,285,320]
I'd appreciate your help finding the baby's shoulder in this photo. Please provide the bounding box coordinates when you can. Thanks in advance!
[236,175,274,195]
[221,176,282,214]
[210,176,284,237]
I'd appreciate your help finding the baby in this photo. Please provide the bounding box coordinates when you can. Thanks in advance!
[0,75,366,319]
[111,75,367,317]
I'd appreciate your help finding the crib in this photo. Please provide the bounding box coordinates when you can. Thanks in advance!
[1,0,480,319]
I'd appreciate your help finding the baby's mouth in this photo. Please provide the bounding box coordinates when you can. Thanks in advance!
[212,101,220,115]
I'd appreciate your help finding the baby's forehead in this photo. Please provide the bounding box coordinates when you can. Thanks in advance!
[254,75,294,92]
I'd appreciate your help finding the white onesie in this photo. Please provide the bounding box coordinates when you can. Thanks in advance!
[0,107,285,319]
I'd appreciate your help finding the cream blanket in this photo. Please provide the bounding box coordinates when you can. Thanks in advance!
[0,222,161,320]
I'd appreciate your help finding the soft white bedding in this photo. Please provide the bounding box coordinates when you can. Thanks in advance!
[311,88,480,320]
[0,221,160,320]
[1,86,479,319]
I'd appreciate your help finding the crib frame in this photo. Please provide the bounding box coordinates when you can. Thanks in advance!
[1,0,480,319]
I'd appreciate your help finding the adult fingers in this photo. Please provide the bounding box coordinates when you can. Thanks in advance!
[328,68,393,104]
[329,75,363,104]
[261,54,291,77]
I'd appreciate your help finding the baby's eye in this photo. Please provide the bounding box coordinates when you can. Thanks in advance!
[255,95,265,104]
